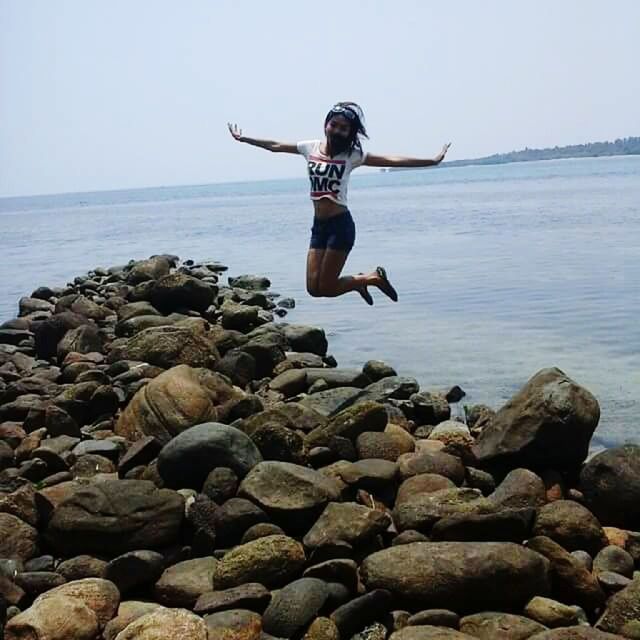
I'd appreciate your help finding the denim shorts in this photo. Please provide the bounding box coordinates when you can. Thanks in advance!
[310,210,356,253]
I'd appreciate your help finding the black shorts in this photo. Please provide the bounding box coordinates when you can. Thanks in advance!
[309,210,356,253]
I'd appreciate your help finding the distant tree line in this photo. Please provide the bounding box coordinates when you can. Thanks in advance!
[387,136,640,170]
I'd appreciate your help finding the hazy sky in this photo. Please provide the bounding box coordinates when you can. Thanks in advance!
[1,0,639,197]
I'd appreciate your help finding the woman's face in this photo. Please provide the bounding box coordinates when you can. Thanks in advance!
[325,115,352,139]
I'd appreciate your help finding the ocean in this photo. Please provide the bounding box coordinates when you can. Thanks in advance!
[1,155,638,450]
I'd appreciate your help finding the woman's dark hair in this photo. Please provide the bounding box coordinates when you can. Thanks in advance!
[324,101,368,156]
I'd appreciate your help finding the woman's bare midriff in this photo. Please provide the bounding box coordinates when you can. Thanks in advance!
[312,197,348,220]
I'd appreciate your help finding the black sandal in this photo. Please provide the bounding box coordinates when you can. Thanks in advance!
[376,266,398,302]
[358,286,374,306]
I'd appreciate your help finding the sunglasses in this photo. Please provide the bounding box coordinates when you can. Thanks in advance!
[329,105,358,121]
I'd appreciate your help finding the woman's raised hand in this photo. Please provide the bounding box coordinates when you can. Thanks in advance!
[228,123,243,141]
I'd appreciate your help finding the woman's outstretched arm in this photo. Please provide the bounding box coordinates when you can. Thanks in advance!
[228,123,299,154]
[364,143,451,167]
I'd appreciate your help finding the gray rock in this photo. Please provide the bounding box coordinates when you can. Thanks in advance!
[104,550,165,593]
[303,502,391,549]
[472,368,599,471]
[361,542,550,611]
[154,557,218,608]
[580,445,640,528]
[262,577,329,637]
[45,479,184,555]
[194,582,271,615]
[239,461,343,532]
[157,422,262,490]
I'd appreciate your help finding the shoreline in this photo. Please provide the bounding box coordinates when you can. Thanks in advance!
[0,255,639,637]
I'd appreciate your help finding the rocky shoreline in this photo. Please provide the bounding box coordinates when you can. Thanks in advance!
[0,254,639,639]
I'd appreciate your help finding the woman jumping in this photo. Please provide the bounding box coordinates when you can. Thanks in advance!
[228,102,450,305]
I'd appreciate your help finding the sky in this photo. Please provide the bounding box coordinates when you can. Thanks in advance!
[1,0,639,197]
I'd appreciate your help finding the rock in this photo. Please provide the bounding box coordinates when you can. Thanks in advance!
[216,349,257,387]
[154,557,217,608]
[240,333,285,379]
[459,612,548,639]
[303,502,391,549]
[532,500,607,555]
[262,577,329,637]
[194,583,271,615]
[430,507,535,543]
[214,535,306,589]
[597,571,631,593]
[580,445,640,528]
[157,422,262,490]
[305,401,388,447]
[527,628,625,639]
[114,606,209,639]
[393,487,494,533]
[228,274,271,290]
[0,483,39,527]
[102,601,163,640]
[489,468,547,509]
[389,628,475,640]
[593,545,635,577]
[34,577,119,628]
[241,522,285,543]
[213,498,269,546]
[221,302,259,332]
[126,256,172,284]
[303,616,340,640]
[331,589,392,638]
[4,593,99,640]
[33,311,89,360]
[398,451,465,484]
[203,467,239,503]
[363,360,397,382]
[116,365,241,444]
[268,369,308,397]
[356,431,414,462]
[305,368,371,389]
[360,542,550,611]
[411,392,451,425]
[239,461,343,532]
[357,376,420,405]
[150,273,216,313]
[303,558,359,592]
[57,555,109,580]
[525,596,586,628]
[45,479,184,555]
[396,474,456,504]
[57,324,104,361]
[283,325,328,356]
[104,550,165,593]
[14,571,66,597]
[407,610,459,629]
[240,411,304,463]
[571,551,594,572]
[204,608,262,640]
[109,325,219,369]
[472,368,600,471]
[525,536,606,611]
[595,578,640,635]
[299,387,364,417]
[118,436,162,476]
[0,513,38,560]
[464,467,496,495]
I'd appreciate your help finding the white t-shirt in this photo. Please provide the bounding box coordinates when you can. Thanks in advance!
[297,139,367,207]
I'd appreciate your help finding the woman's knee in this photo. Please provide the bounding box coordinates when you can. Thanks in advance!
[307,281,322,297]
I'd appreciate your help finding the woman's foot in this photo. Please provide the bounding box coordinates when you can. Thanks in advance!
[375,266,398,302]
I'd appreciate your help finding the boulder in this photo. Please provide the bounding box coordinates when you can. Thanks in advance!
[360,542,550,611]
[115,365,242,443]
[472,368,599,471]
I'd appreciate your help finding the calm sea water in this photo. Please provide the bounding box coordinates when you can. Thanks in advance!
[1,156,639,449]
